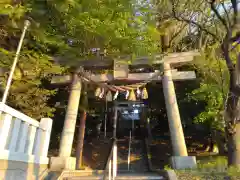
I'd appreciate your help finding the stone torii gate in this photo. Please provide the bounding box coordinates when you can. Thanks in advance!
[50,51,199,170]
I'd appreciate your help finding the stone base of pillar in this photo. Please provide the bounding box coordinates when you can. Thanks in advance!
[49,157,76,171]
[170,156,197,169]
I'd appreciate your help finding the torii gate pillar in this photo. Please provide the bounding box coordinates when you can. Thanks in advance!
[162,63,196,169]
[50,71,82,170]
[59,72,82,157]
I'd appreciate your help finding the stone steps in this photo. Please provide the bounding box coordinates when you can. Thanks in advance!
[56,170,172,180]
[67,174,165,180]
[62,171,165,180]
[65,176,102,180]
[117,139,149,172]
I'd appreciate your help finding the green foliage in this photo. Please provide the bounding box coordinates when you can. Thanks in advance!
[0,1,27,21]
[0,2,64,120]
[187,40,240,131]
[188,47,228,131]
[156,0,240,136]
[27,0,159,58]
[175,156,240,179]
[0,0,158,120]
[0,48,63,119]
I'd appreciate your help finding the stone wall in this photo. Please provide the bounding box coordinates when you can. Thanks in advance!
[0,103,53,180]
[0,160,48,180]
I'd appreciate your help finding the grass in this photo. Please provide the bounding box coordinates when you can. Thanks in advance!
[166,156,240,180]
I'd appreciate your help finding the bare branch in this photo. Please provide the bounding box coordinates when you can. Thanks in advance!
[221,2,231,27]
[170,0,220,41]
[231,0,238,26]
[169,23,188,46]
[210,0,230,31]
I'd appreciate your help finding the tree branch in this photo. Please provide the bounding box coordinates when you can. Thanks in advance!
[221,2,231,27]
[170,0,220,41]
[169,23,188,46]
[231,0,238,26]
[210,0,230,32]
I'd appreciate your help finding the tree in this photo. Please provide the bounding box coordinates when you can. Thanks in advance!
[28,0,159,59]
[0,0,159,119]
[156,0,240,166]
[188,48,228,153]
[0,2,63,119]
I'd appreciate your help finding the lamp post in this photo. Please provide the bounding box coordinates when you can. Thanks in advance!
[1,20,31,104]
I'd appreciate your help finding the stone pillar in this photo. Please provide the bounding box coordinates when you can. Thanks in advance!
[162,63,196,169]
[59,73,82,157]
[50,72,82,171]
[34,118,53,157]
[0,113,12,150]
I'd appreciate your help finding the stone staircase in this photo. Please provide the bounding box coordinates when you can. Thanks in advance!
[65,172,165,180]
[117,139,149,172]
[52,136,172,180]
[53,170,167,180]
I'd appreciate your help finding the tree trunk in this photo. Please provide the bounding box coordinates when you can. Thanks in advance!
[226,122,240,166]
[76,110,87,169]
[225,84,240,167]
[211,129,225,155]
[224,68,240,166]
[222,37,240,167]
[161,34,170,52]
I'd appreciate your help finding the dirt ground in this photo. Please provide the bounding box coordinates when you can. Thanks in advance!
[81,131,214,170]
[149,133,219,169]
[82,137,112,170]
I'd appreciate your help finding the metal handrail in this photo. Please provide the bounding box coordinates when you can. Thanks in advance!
[103,139,117,180]
[127,130,132,171]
